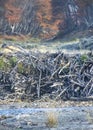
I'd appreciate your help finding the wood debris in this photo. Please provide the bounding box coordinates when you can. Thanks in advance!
[0,47,93,101]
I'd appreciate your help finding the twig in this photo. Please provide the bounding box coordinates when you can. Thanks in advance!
[37,69,42,98]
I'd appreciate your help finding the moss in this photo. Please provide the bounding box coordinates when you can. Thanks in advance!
[29,37,41,43]
[0,57,11,71]
[81,54,88,62]
[9,57,17,67]
[17,62,25,74]
[0,58,5,70]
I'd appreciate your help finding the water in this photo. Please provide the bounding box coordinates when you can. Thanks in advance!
[0,105,93,129]
[0,106,93,116]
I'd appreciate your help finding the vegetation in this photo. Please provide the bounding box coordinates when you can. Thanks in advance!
[81,54,88,62]
[1,0,93,40]
[0,57,11,71]
[86,111,93,124]
[9,57,17,67]
[17,62,25,74]
[46,111,58,128]
[0,56,18,71]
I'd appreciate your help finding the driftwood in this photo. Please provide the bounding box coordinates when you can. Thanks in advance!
[0,46,93,101]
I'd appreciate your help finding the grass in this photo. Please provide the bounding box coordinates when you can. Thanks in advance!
[86,111,93,124]
[0,57,11,71]
[80,54,88,62]
[46,111,58,128]
[29,37,41,43]
[0,35,41,43]
[0,56,18,71]
[9,57,18,67]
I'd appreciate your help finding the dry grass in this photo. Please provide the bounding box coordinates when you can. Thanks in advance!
[0,34,29,42]
[86,111,93,124]
[0,34,41,43]
[46,111,58,128]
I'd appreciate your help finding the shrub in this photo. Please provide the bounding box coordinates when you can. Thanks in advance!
[0,57,11,71]
[46,111,58,128]
[9,57,17,67]
[17,62,24,74]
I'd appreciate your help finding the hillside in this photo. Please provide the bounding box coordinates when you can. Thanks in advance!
[0,0,93,40]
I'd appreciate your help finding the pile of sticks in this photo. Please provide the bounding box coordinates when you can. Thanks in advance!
[0,49,93,101]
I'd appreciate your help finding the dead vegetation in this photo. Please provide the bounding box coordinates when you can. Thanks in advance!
[0,44,93,101]
[46,111,58,128]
